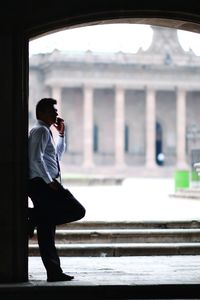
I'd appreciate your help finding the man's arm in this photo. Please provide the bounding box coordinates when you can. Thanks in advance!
[29,127,53,184]
[53,118,66,160]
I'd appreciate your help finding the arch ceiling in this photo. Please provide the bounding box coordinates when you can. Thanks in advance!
[14,2,200,39]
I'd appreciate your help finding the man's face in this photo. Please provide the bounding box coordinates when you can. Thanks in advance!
[45,105,58,125]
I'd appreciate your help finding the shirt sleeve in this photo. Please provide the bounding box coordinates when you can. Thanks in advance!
[29,127,53,184]
[56,135,66,161]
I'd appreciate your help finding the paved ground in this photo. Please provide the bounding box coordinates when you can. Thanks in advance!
[26,178,200,290]
[2,256,200,299]
[28,255,200,285]
[63,178,200,222]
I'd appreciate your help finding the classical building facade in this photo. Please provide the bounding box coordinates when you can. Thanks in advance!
[29,26,200,176]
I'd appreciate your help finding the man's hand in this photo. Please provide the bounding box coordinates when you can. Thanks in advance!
[53,117,65,136]
[48,181,60,190]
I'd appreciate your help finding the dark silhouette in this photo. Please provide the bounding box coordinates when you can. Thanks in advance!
[28,98,86,282]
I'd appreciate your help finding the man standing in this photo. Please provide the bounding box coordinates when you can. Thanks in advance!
[28,98,86,282]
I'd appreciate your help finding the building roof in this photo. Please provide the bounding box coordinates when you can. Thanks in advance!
[30,26,200,69]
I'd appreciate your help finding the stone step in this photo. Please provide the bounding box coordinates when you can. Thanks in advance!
[169,193,200,199]
[58,220,200,229]
[29,242,200,256]
[30,228,200,244]
[169,188,200,199]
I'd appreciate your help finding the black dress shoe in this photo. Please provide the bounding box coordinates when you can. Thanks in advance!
[47,273,74,282]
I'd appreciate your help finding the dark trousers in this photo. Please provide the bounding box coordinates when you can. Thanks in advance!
[28,177,86,277]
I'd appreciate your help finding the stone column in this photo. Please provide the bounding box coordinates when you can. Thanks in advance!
[115,85,125,167]
[0,32,29,282]
[83,85,93,167]
[52,86,62,114]
[145,87,157,168]
[176,88,188,168]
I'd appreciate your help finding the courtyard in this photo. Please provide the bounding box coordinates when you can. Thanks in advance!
[64,177,200,222]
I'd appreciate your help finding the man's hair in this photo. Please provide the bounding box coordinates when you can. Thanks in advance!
[36,98,57,119]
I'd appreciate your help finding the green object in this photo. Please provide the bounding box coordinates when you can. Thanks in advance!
[191,170,200,182]
[174,170,189,191]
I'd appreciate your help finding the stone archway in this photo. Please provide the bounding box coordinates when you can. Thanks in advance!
[26,16,200,284]
[2,1,200,284]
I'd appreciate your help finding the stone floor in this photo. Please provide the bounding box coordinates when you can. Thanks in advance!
[2,256,200,299]
[29,177,200,221]
[28,255,200,285]
[10,178,200,299]
[3,255,195,299]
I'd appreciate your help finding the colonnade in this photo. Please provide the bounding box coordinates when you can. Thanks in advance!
[51,85,188,169]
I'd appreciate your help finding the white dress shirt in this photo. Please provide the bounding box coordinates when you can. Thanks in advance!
[28,120,66,184]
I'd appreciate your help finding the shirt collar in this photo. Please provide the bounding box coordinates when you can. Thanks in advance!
[37,120,50,129]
